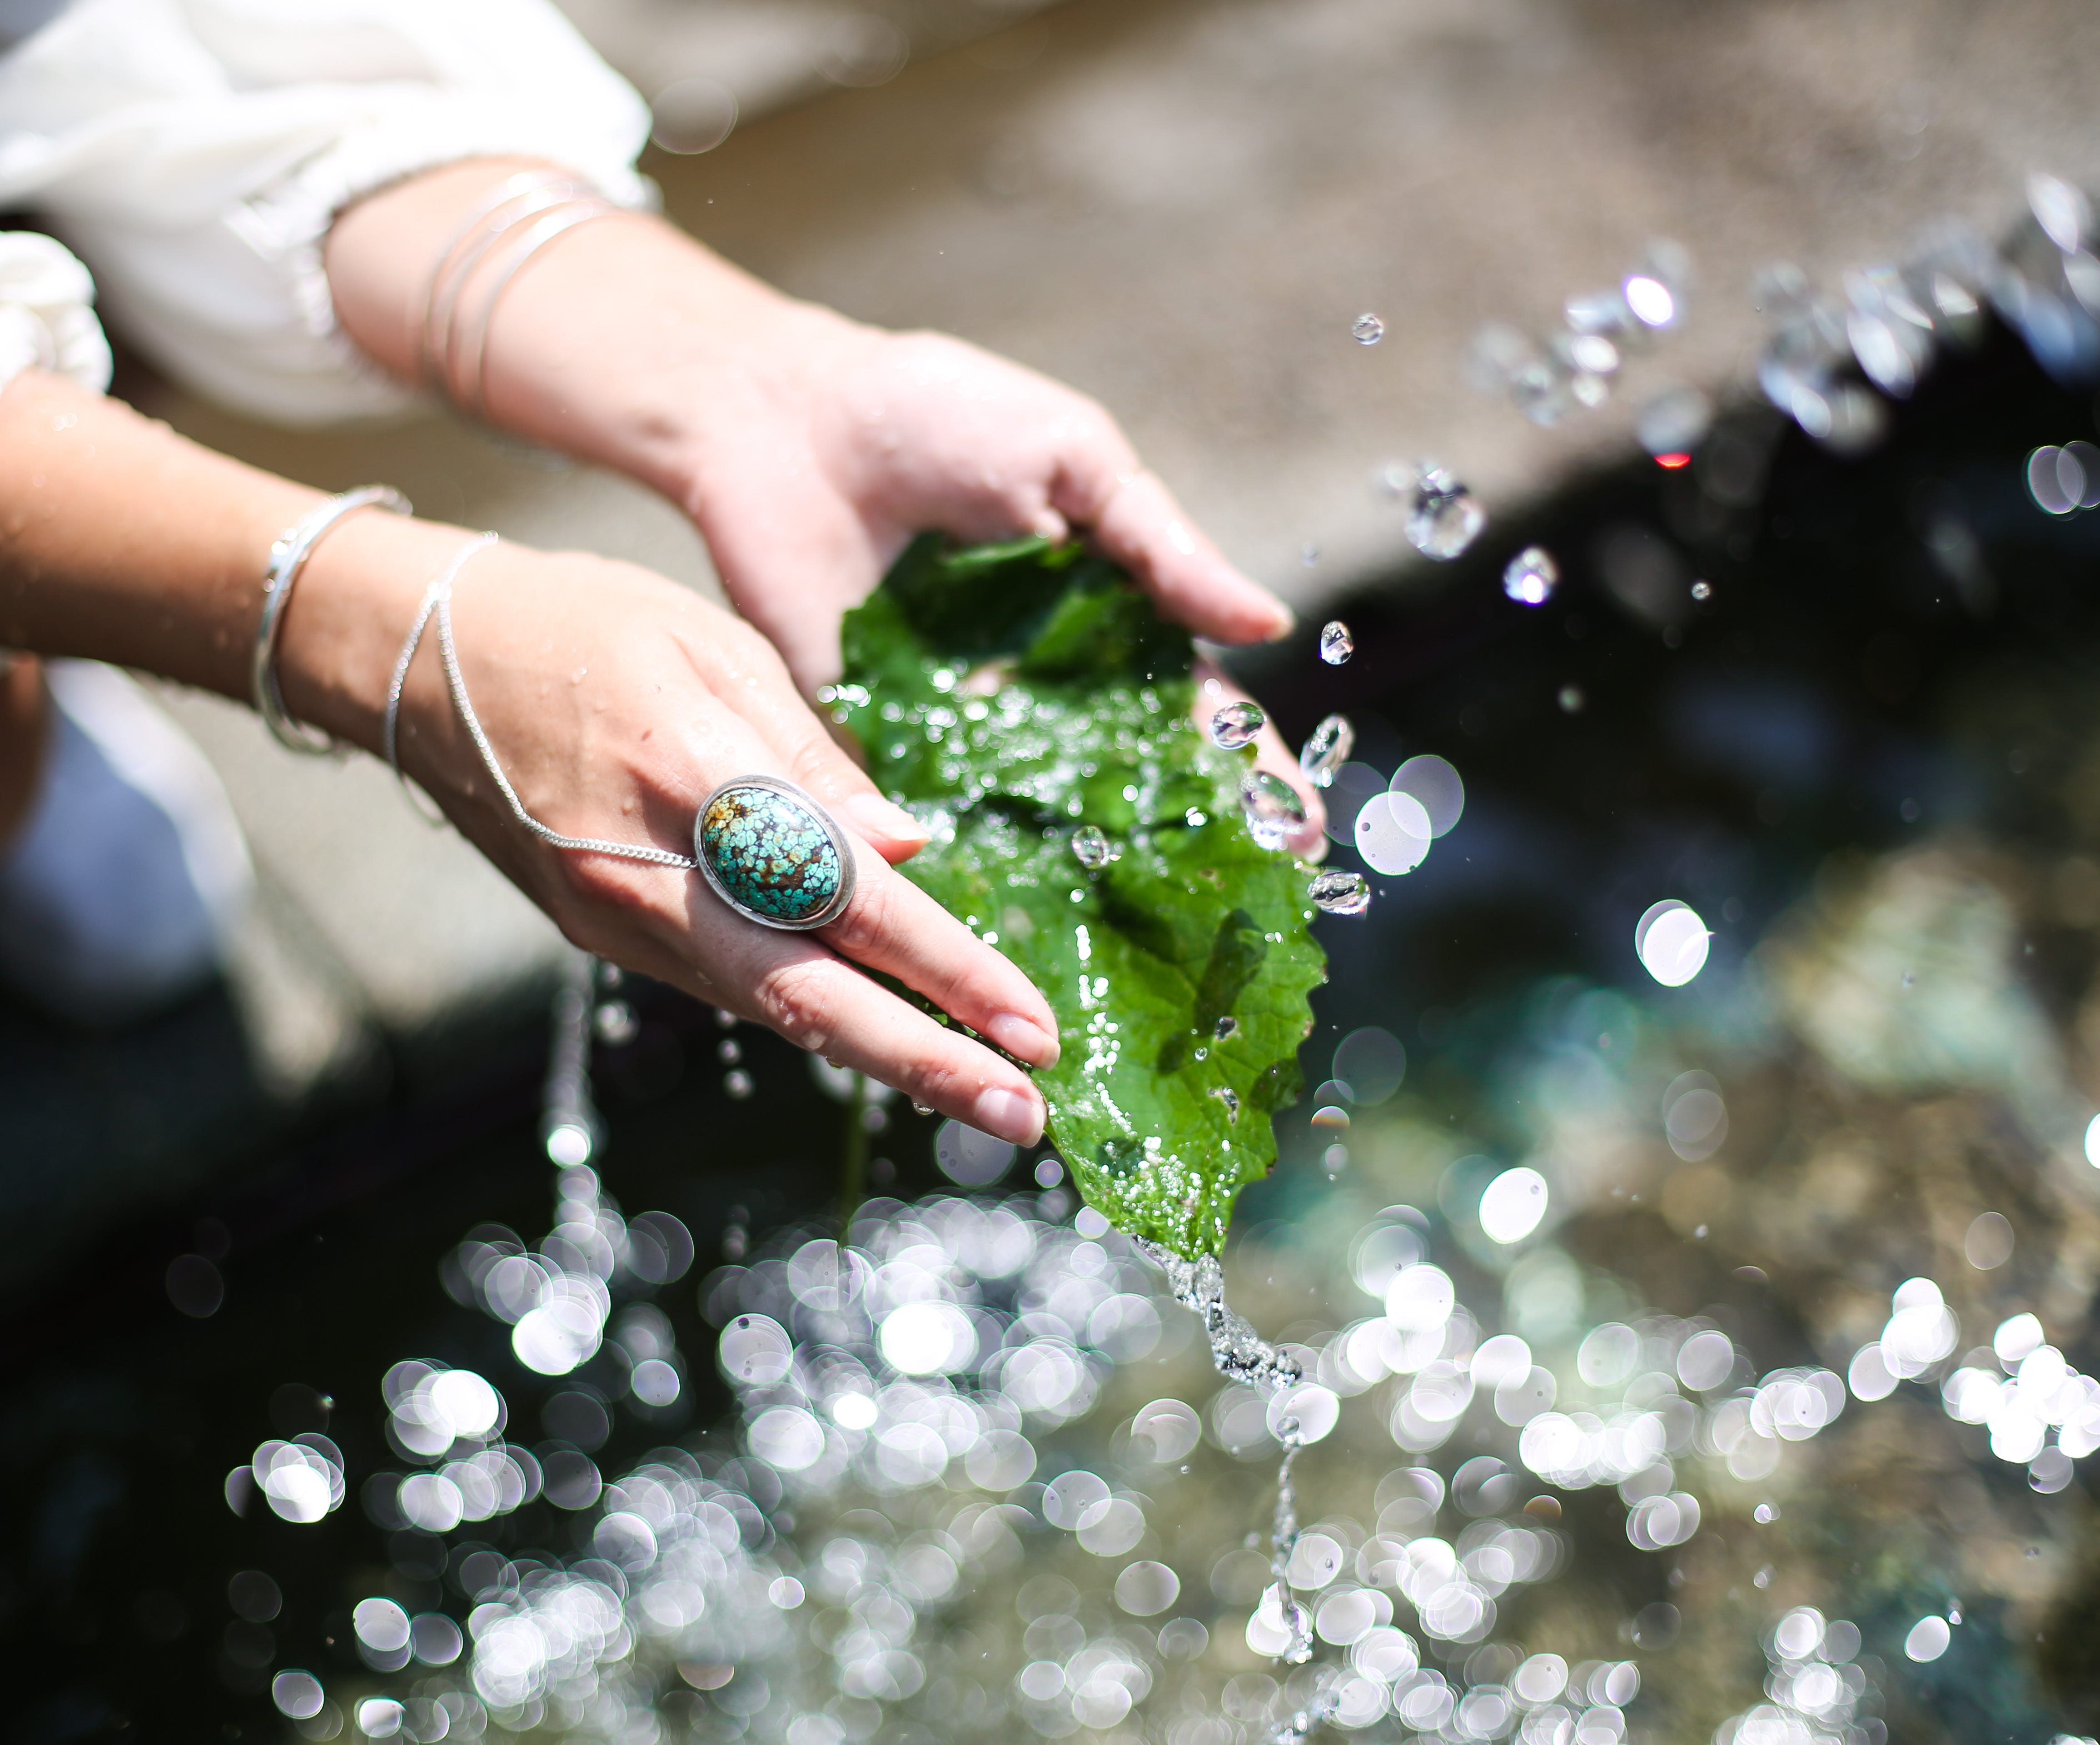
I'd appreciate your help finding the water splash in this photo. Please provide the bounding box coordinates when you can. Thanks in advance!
[1137,1242,1303,1391]
[1138,1239,1324,1736]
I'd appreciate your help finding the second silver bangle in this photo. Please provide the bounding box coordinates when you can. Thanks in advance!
[254,486,411,754]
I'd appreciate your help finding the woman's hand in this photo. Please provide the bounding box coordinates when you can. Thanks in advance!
[676,314,1330,856]
[288,519,1063,1144]
[324,162,1328,853]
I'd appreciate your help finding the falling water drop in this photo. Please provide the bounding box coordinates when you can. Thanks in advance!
[1239,773,1307,850]
[1297,714,1354,785]
[1318,621,1354,665]
[1503,546,1560,606]
[1406,463,1487,560]
[1209,701,1266,750]
[1071,825,1115,868]
[1351,313,1384,345]
[1263,1580,1315,1665]
[1309,869,1372,915]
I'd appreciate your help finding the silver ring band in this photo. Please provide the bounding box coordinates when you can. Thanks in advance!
[693,775,857,931]
[254,486,411,753]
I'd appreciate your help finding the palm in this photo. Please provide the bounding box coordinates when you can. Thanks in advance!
[687,325,1290,691]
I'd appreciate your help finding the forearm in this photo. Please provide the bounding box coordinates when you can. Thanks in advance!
[324,157,824,508]
[0,372,322,692]
[0,369,468,753]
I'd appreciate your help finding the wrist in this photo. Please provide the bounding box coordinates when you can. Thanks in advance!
[472,215,866,507]
[276,510,490,758]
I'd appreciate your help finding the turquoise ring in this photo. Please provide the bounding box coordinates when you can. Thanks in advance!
[693,775,857,931]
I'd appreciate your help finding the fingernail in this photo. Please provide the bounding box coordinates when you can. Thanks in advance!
[1267,604,1297,641]
[973,1084,1045,1146]
[984,1009,1060,1067]
[841,791,928,846]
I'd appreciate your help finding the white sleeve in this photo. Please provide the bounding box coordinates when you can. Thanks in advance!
[0,0,653,426]
[0,230,112,394]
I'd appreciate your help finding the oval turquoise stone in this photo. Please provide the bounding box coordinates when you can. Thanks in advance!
[699,784,843,922]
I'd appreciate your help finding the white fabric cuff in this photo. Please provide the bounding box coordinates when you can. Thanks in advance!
[0,230,111,396]
[0,0,653,425]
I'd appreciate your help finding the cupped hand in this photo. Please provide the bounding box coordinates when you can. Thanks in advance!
[676,313,1327,852]
[379,540,1061,1143]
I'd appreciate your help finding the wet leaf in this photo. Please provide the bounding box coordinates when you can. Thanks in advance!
[837,535,1326,1256]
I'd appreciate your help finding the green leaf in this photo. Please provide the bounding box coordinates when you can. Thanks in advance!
[836,534,1327,1257]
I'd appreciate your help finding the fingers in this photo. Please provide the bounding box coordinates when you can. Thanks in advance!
[1055,452,1294,647]
[1194,659,1328,858]
[701,917,1049,1144]
[818,840,1060,1067]
[691,614,930,862]
[658,703,1055,1062]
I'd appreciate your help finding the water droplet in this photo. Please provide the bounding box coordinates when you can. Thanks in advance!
[1318,621,1354,665]
[1210,1086,1240,1122]
[1297,713,1354,784]
[1309,869,1372,915]
[1565,289,1637,336]
[1406,462,1486,560]
[1637,385,1714,456]
[1264,1581,1316,1664]
[1214,1016,1239,1040]
[1558,331,1622,378]
[1624,274,1678,328]
[1300,541,1320,567]
[1209,701,1266,750]
[1071,825,1115,868]
[724,1069,755,1100]
[1239,773,1307,850]
[1510,357,1581,426]
[593,1000,638,1047]
[1558,685,1585,713]
[1690,579,1713,601]
[1351,313,1384,345]
[1503,546,1560,606]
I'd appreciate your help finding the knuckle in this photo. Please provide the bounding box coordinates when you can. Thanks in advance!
[789,735,849,787]
[751,957,836,1052]
[823,877,896,959]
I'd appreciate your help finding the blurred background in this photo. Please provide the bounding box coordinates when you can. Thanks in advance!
[14,4,2100,1743]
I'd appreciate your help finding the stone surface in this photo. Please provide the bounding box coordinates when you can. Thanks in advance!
[697,781,850,925]
[124,0,2100,1037]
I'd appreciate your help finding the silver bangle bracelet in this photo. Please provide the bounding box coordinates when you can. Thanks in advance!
[418,168,619,419]
[254,486,412,754]
[447,199,618,419]
[420,174,591,391]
